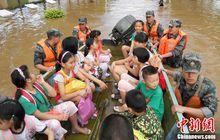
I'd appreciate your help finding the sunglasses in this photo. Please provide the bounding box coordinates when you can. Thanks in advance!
[146,16,152,19]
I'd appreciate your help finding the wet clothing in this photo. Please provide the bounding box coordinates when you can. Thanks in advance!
[159,30,187,68]
[135,82,164,121]
[120,107,164,140]
[173,71,218,117]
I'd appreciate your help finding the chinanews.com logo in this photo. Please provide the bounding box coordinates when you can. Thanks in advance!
[177,117,216,140]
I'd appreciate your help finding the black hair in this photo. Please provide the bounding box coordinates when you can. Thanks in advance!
[11,65,30,101]
[90,30,101,39]
[134,32,148,43]
[99,114,134,140]
[133,48,150,63]
[62,36,79,55]
[125,89,146,113]
[142,65,158,79]
[0,99,25,130]
[55,51,74,71]
[135,20,144,27]
[84,38,94,57]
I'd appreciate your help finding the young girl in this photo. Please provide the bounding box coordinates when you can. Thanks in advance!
[11,65,91,136]
[90,30,112,64]
[84,38,109,79]
[62,36,108,91]
[54,51,94,104]
[121,20,144,58]
[0,99,54,140]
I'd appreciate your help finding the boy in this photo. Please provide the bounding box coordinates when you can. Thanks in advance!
[136,66,164,121]
[121,89,164,140]
[113,47,150,112]
[110,32,150,99]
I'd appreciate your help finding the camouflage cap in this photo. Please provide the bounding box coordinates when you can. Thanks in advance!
[146,10,155,17]
[47,28,62,38]
[169,19,182,28]
[182,52,202,73]
[78,17,87,24]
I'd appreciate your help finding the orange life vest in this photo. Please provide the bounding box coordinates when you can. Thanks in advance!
[174,76,204,130]
[37,39,62,67]
[158,30,187,55]
[74,25,91,43]
[144,20,160,44]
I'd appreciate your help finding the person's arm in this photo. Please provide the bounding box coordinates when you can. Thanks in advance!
[160,36,186,59]
[124,62,138,77]
[79,68,108,90]
[172,105,205,118]
[36,75,57,97]
[34,45,53,72]
[34,110,68,121]
[114,56,132,65]
[129,41,135,55]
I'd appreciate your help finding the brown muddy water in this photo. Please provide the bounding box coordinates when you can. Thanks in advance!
[0,0,220,134]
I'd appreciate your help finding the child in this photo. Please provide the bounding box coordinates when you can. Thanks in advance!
[62,36,108,90]
[0,99,54,140]
[54,51,93,104]
[90,30,112,64]
[99,114,134,140]
[11,65,91,135]
[84,38,109,79]
[114,47,150,112]
[110,32,149,83]
[120,89,164,139]
[110,32,150,99]
[135,66,164,122]
[121,20,144,58]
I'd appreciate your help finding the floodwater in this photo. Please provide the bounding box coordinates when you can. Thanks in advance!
[0,0,220,133]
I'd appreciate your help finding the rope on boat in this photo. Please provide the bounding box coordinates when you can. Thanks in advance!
[151,48,189,134]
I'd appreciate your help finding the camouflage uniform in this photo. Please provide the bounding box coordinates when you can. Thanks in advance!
[166,52,218,140]
[173,52,218,117]
[120,106,164,140]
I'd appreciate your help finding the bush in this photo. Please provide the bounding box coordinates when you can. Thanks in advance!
[44,9,64,19]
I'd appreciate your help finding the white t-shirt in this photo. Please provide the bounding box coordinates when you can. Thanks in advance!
[85,52,95,63]
[12,115,47,140]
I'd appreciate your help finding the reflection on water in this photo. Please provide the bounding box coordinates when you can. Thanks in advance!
[0,0,219,130]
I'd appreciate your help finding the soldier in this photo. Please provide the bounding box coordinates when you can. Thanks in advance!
[34,29,63,85]
[72,17,91,46]
[165,52,218,139]
[34,29,62,74]
[144,10,164,45]
[158,19,187,68]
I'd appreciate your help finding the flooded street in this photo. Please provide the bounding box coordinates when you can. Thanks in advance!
[0,0,220,133]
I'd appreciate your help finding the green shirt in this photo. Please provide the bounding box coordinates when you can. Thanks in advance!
[135,81,164,121]
[120,107,164,140]
[18,85,51,115]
